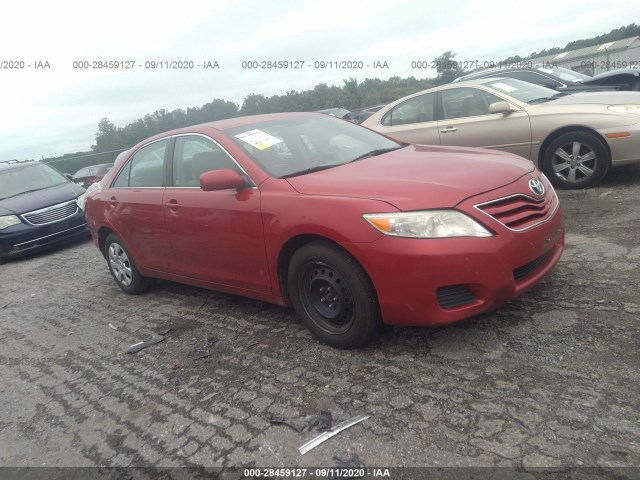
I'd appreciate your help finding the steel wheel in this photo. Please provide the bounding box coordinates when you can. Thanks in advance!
[288,241,382,348]
[108,242,133,287]
[104,233,152,294]
[542,132,609,189]
[302,262,354,334]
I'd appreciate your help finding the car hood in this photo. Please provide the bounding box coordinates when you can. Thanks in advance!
[286,145,535,210]
[0,182,85,216]
[546,91,640,105]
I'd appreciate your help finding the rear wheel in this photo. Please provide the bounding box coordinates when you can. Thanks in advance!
[288,241,382,348]
[541,132,609,189]
[104,233,152,294]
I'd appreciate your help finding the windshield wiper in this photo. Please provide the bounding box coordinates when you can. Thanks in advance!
[280,146,403,178]
[281,163,340,179]
[528,93,568,105]
[349,147,402,163]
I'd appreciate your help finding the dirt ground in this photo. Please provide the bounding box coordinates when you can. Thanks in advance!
[1,165,639,477]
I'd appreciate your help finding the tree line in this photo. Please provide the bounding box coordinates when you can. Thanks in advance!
[44,75,436,173]
[43,22,638,174]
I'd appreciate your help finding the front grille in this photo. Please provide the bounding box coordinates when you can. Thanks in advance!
[513,249,553,282]
[475,194,556,231]
[22,200,79,225]
[436,285,477,309]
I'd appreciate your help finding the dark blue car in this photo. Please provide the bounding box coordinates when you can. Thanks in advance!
[0,160,89,263]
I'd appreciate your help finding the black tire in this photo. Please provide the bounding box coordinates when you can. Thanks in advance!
[104,233,152,294]
[287,241,382,348]
[541,131,610,189]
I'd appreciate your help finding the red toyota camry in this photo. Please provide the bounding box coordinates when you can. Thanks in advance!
[84,112,564,348]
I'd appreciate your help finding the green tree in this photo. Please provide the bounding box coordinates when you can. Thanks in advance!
[433,51,464,85]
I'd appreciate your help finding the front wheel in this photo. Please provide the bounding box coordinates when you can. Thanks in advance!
[104,233,152,294]
[287,241,382,349]
[541,132,610,189]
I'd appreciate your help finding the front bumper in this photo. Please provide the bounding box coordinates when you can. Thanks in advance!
[0,213,89,261]
[348,213,563,326]
[343,174,564,327]
[600,121,640,166]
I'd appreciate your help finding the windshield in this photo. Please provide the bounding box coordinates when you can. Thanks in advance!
[224,114,403,178]
[483,78,563,104]
[0,163,69,200]
[538,66,591,82]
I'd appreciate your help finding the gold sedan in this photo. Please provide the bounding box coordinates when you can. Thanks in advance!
[363,78,640,188]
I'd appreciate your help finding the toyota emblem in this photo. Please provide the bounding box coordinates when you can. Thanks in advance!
[529,178,545,196]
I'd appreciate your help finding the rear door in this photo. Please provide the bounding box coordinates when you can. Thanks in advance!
[372,91,441,145]
[163,134,271,293]
[107,138,177,272]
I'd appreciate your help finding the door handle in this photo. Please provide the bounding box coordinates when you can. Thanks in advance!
[440,126,458,133]
[108,196,118,206]
[164,201,181,209]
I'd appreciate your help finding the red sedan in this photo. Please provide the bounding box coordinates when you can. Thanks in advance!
[84,112,564,348]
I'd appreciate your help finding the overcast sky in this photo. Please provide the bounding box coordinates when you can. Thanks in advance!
[1,0,638,161]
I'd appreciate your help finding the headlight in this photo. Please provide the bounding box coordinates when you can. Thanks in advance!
[76,193,86,211]
[608,105,640,115]
[363,210,492,238]
[0,215,21,229]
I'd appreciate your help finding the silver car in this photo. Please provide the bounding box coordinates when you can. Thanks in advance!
[362,78,640,188]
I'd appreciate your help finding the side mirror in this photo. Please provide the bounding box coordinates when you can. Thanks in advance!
[64,173,73,180]
[200,169,246,191]
[489,101,515,114]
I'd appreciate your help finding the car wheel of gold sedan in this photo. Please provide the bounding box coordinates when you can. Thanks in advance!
[542,132,610,189]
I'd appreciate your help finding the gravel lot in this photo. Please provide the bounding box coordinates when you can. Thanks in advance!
[1,165,639,476]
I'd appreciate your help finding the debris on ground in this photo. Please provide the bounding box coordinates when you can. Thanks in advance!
[193,336,218,360]
[305,410,332,432]
[169,363,181,371]
[269,417,303,433]
[268,410,333,434]
[298,414,370,455]
[108,323,118,331]
[334,454,364,468]
[126,333,167,354]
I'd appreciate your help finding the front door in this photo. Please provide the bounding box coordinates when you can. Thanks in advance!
[436,87,532,159]
[163,134,271,293]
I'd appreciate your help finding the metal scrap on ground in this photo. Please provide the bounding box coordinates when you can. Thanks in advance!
[298,414,370,455]
[126,333,168,354]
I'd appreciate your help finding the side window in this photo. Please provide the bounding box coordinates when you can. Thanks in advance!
[113,139,168,188]
[381,93,435,126]
[441,88,503,119]
[172,136,238,187]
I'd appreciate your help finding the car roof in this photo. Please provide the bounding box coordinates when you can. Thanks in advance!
[400,77,510,96]
[0,160,40,171]
[454,64,555,83]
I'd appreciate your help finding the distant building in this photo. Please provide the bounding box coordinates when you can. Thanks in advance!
[531,36,640,75]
